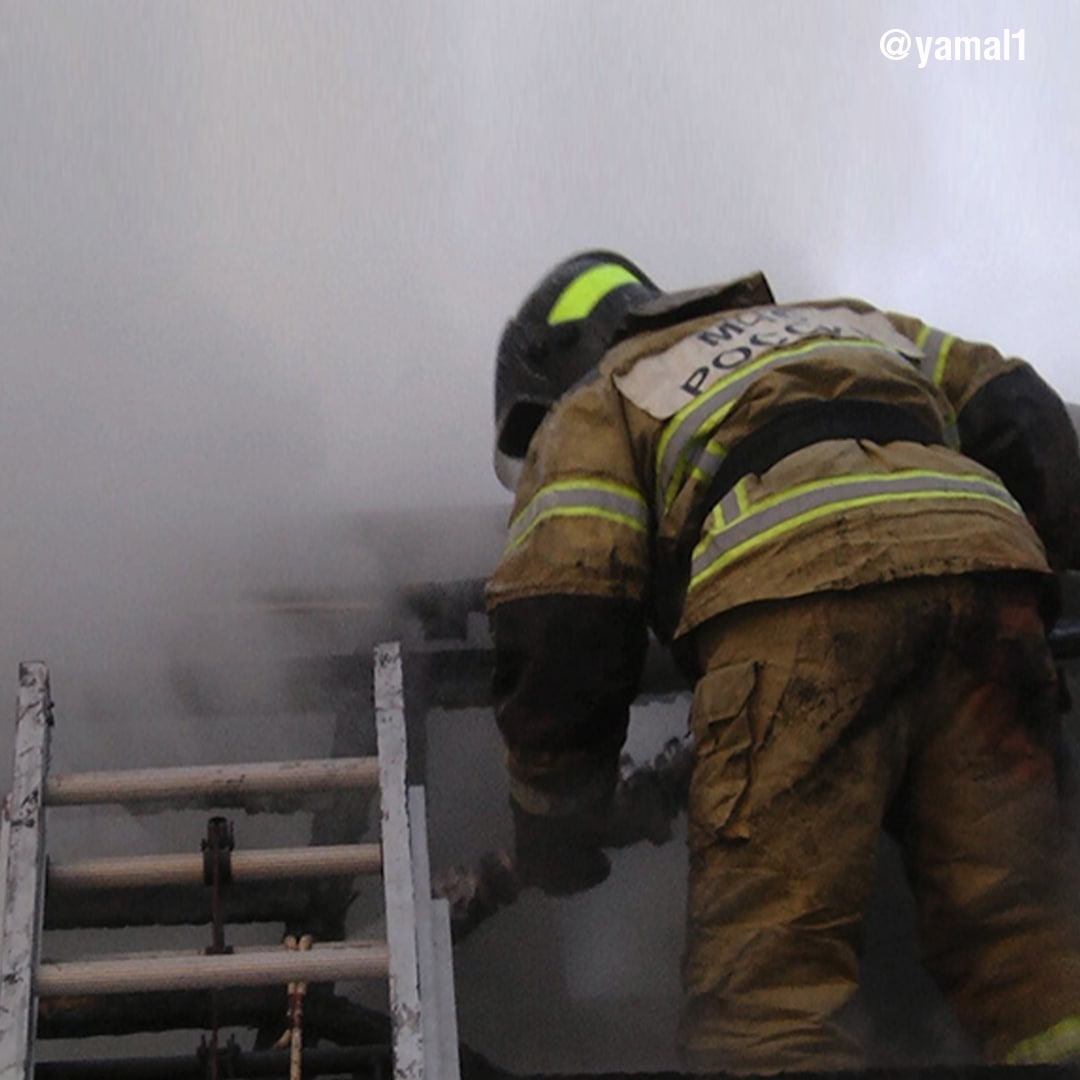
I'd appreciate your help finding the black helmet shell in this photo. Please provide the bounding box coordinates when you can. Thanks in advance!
[494,250,660,489]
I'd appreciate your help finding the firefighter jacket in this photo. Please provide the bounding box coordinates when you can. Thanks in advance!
[486,274,1080,816]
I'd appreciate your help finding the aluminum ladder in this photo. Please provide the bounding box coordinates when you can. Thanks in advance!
[0,643,459,1080]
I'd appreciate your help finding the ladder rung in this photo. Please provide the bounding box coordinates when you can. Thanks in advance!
[43,757,380,807]
[48,843,382,890]
[35,940,390,996]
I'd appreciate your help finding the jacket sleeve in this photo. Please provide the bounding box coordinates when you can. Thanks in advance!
[486,376,652,817]
[887,311,1080,570]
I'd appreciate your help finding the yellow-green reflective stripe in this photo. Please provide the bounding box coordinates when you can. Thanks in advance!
[547,264,640,325]
[692,488,1019,590]
[914,325,941,379]
[510,478,645,528]
[658,402,738,510]
[717,488,742,526]
[654,337,867,496]
[702,468,1004,534]
[506,480,648,552]
[943,408,960,449]
[933,333,955,386]
[685,440,728,485]
[915,325,953,385]
[505,505,647,553]
[690,471,1021,589]
[913,325,958,444]
[655,338,907,509]
[1007,1016,1080,1064]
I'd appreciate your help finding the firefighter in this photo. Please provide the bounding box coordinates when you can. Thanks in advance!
[485,250,1080,1072]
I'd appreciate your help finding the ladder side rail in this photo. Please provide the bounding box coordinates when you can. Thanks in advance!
[408,785,460,1080]
[430,896,461,1080]
[0,663,53,1080]
[0,797,9,938]
[408,786,440,1080]
[375,643,425,1080]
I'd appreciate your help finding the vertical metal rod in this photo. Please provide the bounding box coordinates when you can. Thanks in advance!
[203,817,234,1080]
[0,663,53,1080]
[375,643,423,1080]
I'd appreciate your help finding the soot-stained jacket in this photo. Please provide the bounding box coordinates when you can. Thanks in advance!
[486,274,1080,817]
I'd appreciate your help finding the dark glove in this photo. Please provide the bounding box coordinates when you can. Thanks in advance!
[511,801,611,897]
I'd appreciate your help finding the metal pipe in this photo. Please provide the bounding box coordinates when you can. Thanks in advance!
[44,757,380,808]
[48,843,382,890]
[35,941,390,997]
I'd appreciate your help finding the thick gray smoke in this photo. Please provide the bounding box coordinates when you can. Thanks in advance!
[2,0,1078,1071]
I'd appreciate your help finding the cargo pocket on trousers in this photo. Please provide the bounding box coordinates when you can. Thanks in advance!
[688,659,759,849]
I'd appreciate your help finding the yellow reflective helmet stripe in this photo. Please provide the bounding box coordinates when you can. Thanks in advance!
[505,478,648,552]
[689,469,1022,591]
[547,263,642,325]
[1007,1016,1080,1064]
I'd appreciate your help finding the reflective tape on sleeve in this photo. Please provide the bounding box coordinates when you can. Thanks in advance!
[505,479,649,552]
[690,469,1023,589]
[1006,1016,1080,1064]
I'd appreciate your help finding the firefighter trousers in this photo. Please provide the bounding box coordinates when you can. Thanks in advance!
[678,574,1080,1073]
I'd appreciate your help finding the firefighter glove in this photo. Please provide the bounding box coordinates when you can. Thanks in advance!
[511,800,611,897]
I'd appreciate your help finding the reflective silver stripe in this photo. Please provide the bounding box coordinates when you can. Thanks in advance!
[656,339,913,508]
[682,438,727,494]
[943,413,960,449]
[916,327,946,380]
[915,325,956,386]
[1007,1017,1080,1064]
[506,480,648,551]
[691,470,1022,585]
[717,488,742,527]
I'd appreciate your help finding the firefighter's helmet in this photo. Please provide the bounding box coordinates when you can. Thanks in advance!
[494,250,660,490]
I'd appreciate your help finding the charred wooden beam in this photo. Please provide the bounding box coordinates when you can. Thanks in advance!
[170,571,1080,720]
[36,1044,390,1079]
[170,639,688,720]
[37,990,504,1080]
[401,578,487,641]
[44,878,321,930]
[36,986,387,1042]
